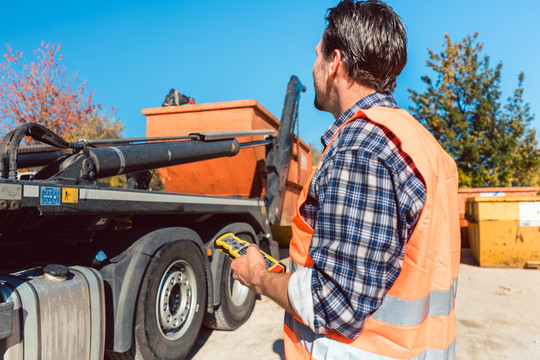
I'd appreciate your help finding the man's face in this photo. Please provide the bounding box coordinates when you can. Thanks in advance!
[313,39,330,112]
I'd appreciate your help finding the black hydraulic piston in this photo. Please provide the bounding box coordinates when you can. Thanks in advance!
[86,138,240,179]
[17,128,272,182]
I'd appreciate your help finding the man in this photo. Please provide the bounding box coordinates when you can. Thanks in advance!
[231,1,460,359]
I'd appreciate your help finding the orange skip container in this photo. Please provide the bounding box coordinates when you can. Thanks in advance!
[143,100,312,242]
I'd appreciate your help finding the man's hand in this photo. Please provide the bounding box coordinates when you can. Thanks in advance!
[231,244,298,317]
[231,244,267,294]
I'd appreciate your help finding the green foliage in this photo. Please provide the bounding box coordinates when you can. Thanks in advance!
[101,170,164,191]
[66,113,124,142]
[409,33,540,187]
[149,170,165,191]
[309,141,323,166]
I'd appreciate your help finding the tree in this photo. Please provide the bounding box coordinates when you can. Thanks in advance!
[309,141,323,166]
[65,113,123,142]
[409,33,540,187]
[0,41,131,187]
[0,41,116,140]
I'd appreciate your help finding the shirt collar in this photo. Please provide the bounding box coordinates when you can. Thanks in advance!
[321,92,398,148]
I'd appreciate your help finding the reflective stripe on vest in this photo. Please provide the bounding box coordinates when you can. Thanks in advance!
[290,262,458,328]
[371,278,458,326]
[285,312,456,360]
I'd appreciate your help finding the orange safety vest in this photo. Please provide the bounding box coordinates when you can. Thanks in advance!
[284,107,460,360]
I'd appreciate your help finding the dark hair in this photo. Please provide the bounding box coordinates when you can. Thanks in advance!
[322,0,407,93]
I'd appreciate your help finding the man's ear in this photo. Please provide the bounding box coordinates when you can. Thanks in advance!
[328,49,342,79]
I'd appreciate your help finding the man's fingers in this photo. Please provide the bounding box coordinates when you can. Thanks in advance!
[231,257,241,273]
[231,258,248,286]
[246,244,261,257]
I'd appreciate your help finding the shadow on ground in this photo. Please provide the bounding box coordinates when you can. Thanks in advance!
[273,339,285,360]
[186,326,213,359]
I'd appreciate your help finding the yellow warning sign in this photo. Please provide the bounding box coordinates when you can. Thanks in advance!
[62,188,79,203]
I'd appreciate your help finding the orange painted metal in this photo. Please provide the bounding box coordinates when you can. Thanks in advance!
[143,100,312,231]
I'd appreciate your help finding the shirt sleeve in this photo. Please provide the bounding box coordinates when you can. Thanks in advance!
[308,148,405,339]
[288,266,315,328]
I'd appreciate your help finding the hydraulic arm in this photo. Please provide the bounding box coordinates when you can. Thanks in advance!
[0,123,273,185]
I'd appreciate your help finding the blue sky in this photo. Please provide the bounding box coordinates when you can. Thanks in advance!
[2,0,539,146]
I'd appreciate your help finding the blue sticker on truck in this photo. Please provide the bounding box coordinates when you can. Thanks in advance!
[40,187,61,205]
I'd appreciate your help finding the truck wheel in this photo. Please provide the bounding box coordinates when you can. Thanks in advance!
[134,240,207,360]
[204,234,256,330]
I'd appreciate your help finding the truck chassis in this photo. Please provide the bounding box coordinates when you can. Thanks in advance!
[0,76,305,360]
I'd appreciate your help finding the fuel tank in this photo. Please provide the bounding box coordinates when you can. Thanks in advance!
[0,265,105,360]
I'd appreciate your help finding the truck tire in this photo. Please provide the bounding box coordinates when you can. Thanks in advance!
[204,233,256,330]
[133,240,207,360]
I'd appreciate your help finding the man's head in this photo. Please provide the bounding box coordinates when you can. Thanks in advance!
[320,0,407,95]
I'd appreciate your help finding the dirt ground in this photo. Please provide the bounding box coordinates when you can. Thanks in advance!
[187,249,540,360]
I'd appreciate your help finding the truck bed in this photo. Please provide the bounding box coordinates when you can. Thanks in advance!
[0,180,268,268]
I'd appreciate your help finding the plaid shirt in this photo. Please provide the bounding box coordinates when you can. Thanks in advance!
[291,93,426,338]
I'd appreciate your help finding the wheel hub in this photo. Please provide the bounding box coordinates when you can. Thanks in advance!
[156,261,196,339]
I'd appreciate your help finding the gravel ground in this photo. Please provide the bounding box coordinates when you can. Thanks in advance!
[188,249,540,359]
[455,249,540,359]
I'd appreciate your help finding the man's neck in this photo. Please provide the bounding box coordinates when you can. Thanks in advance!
[332,83,376,119]
[331,80,375,119]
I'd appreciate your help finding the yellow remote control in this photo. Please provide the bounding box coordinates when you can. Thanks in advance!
[215,233,286,273]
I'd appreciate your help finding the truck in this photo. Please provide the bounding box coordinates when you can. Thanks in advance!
[0,76,310,360]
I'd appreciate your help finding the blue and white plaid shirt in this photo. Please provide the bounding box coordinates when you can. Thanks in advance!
[288,93,427,339]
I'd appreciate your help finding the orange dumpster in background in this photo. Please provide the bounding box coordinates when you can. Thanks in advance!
[143,100,312,245]
[458,187,539,247]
